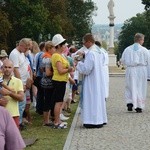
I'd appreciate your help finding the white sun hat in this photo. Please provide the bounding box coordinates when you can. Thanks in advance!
[52,34,66,47]
[0,50,8,57]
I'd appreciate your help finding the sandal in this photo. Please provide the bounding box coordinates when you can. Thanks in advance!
[53,123,67,129]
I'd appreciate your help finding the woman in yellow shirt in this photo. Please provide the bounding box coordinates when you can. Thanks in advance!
[52,34,73,129]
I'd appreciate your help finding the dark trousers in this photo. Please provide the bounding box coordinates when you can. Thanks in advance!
[35,77,44,115]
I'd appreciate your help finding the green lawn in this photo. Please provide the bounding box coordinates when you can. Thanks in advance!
[21,102,78,150]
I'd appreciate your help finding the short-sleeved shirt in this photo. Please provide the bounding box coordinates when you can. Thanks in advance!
[9,48,30,85]
[52,53,69,82]
[35,52,44,77]
[42,57,52,77]
[0,106,26,150]
[4,76,24,117]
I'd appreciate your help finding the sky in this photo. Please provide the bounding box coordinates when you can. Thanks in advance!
[92,0,145,24]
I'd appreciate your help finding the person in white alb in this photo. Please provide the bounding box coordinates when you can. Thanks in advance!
[76,33,107,128]
[121,33,150,113]
[147,50,150,81]
[95,41,109,99]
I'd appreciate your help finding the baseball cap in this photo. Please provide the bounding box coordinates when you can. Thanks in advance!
[52,34,66,47]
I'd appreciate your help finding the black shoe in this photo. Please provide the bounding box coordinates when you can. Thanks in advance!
[135,108,142,113]
[127,103,133,111]
[83,124,103,128]
[103,123,107,125]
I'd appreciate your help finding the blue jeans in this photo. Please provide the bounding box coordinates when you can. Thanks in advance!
[19,94,26,124]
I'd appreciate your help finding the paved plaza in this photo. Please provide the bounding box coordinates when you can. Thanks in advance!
[64,76,150,150]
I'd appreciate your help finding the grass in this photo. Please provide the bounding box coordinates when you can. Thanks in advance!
[21,102,79,150]
[21,65,121,149]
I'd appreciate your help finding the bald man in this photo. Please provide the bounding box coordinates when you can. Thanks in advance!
[0,59,24,127]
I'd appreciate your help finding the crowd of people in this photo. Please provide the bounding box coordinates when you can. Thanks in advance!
[0,32,150,149]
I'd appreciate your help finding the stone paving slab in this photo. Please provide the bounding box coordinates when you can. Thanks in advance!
[64,76,150,150]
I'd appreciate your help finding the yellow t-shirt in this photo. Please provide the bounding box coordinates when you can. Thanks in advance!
[52,53,69,82]
[4,76,24,117]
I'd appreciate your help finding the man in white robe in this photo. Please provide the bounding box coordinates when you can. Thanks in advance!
[76,33,107,128]
[121,33,150,113]
[101,48,109,98]
[95,41,109,99]
[147,50,150,81]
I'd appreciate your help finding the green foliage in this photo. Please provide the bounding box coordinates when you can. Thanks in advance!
[142,0,150,10]
[118,12,150,55]
[67,0,96,42]
[0,9,11,50]
[20,3,49,40]
[43,0,73,37]
[21,102,79,150]
[1,0,96,51]
[112,1,150,57]
[1,0,51,50]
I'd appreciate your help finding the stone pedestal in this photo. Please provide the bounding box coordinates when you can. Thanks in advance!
[108,47,116,66]
[109,54,116,66]
[108,47,114,54]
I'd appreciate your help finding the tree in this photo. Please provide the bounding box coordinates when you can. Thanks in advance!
[1,0,96,50]
[2,0,50,50]
[43,0,74,39]
[142,0,150,10]
[67,0,96,43]
[142,0,150,50]
[0,9,11,51]
[118,12,150,55]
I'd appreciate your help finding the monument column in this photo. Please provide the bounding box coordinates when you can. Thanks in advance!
[107,0,116,66]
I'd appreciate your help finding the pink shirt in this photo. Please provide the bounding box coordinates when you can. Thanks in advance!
[0,106,26,150]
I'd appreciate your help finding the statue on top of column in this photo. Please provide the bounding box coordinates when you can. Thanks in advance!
[107,0,115,17]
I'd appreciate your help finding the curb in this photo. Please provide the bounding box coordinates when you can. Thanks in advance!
[63,105,80,150]
[109,73,125,77]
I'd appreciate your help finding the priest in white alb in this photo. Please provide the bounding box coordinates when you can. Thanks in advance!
[121,33,150,113]
[76,33,107,128]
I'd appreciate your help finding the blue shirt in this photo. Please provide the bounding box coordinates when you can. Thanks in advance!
[35,52,44,77]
